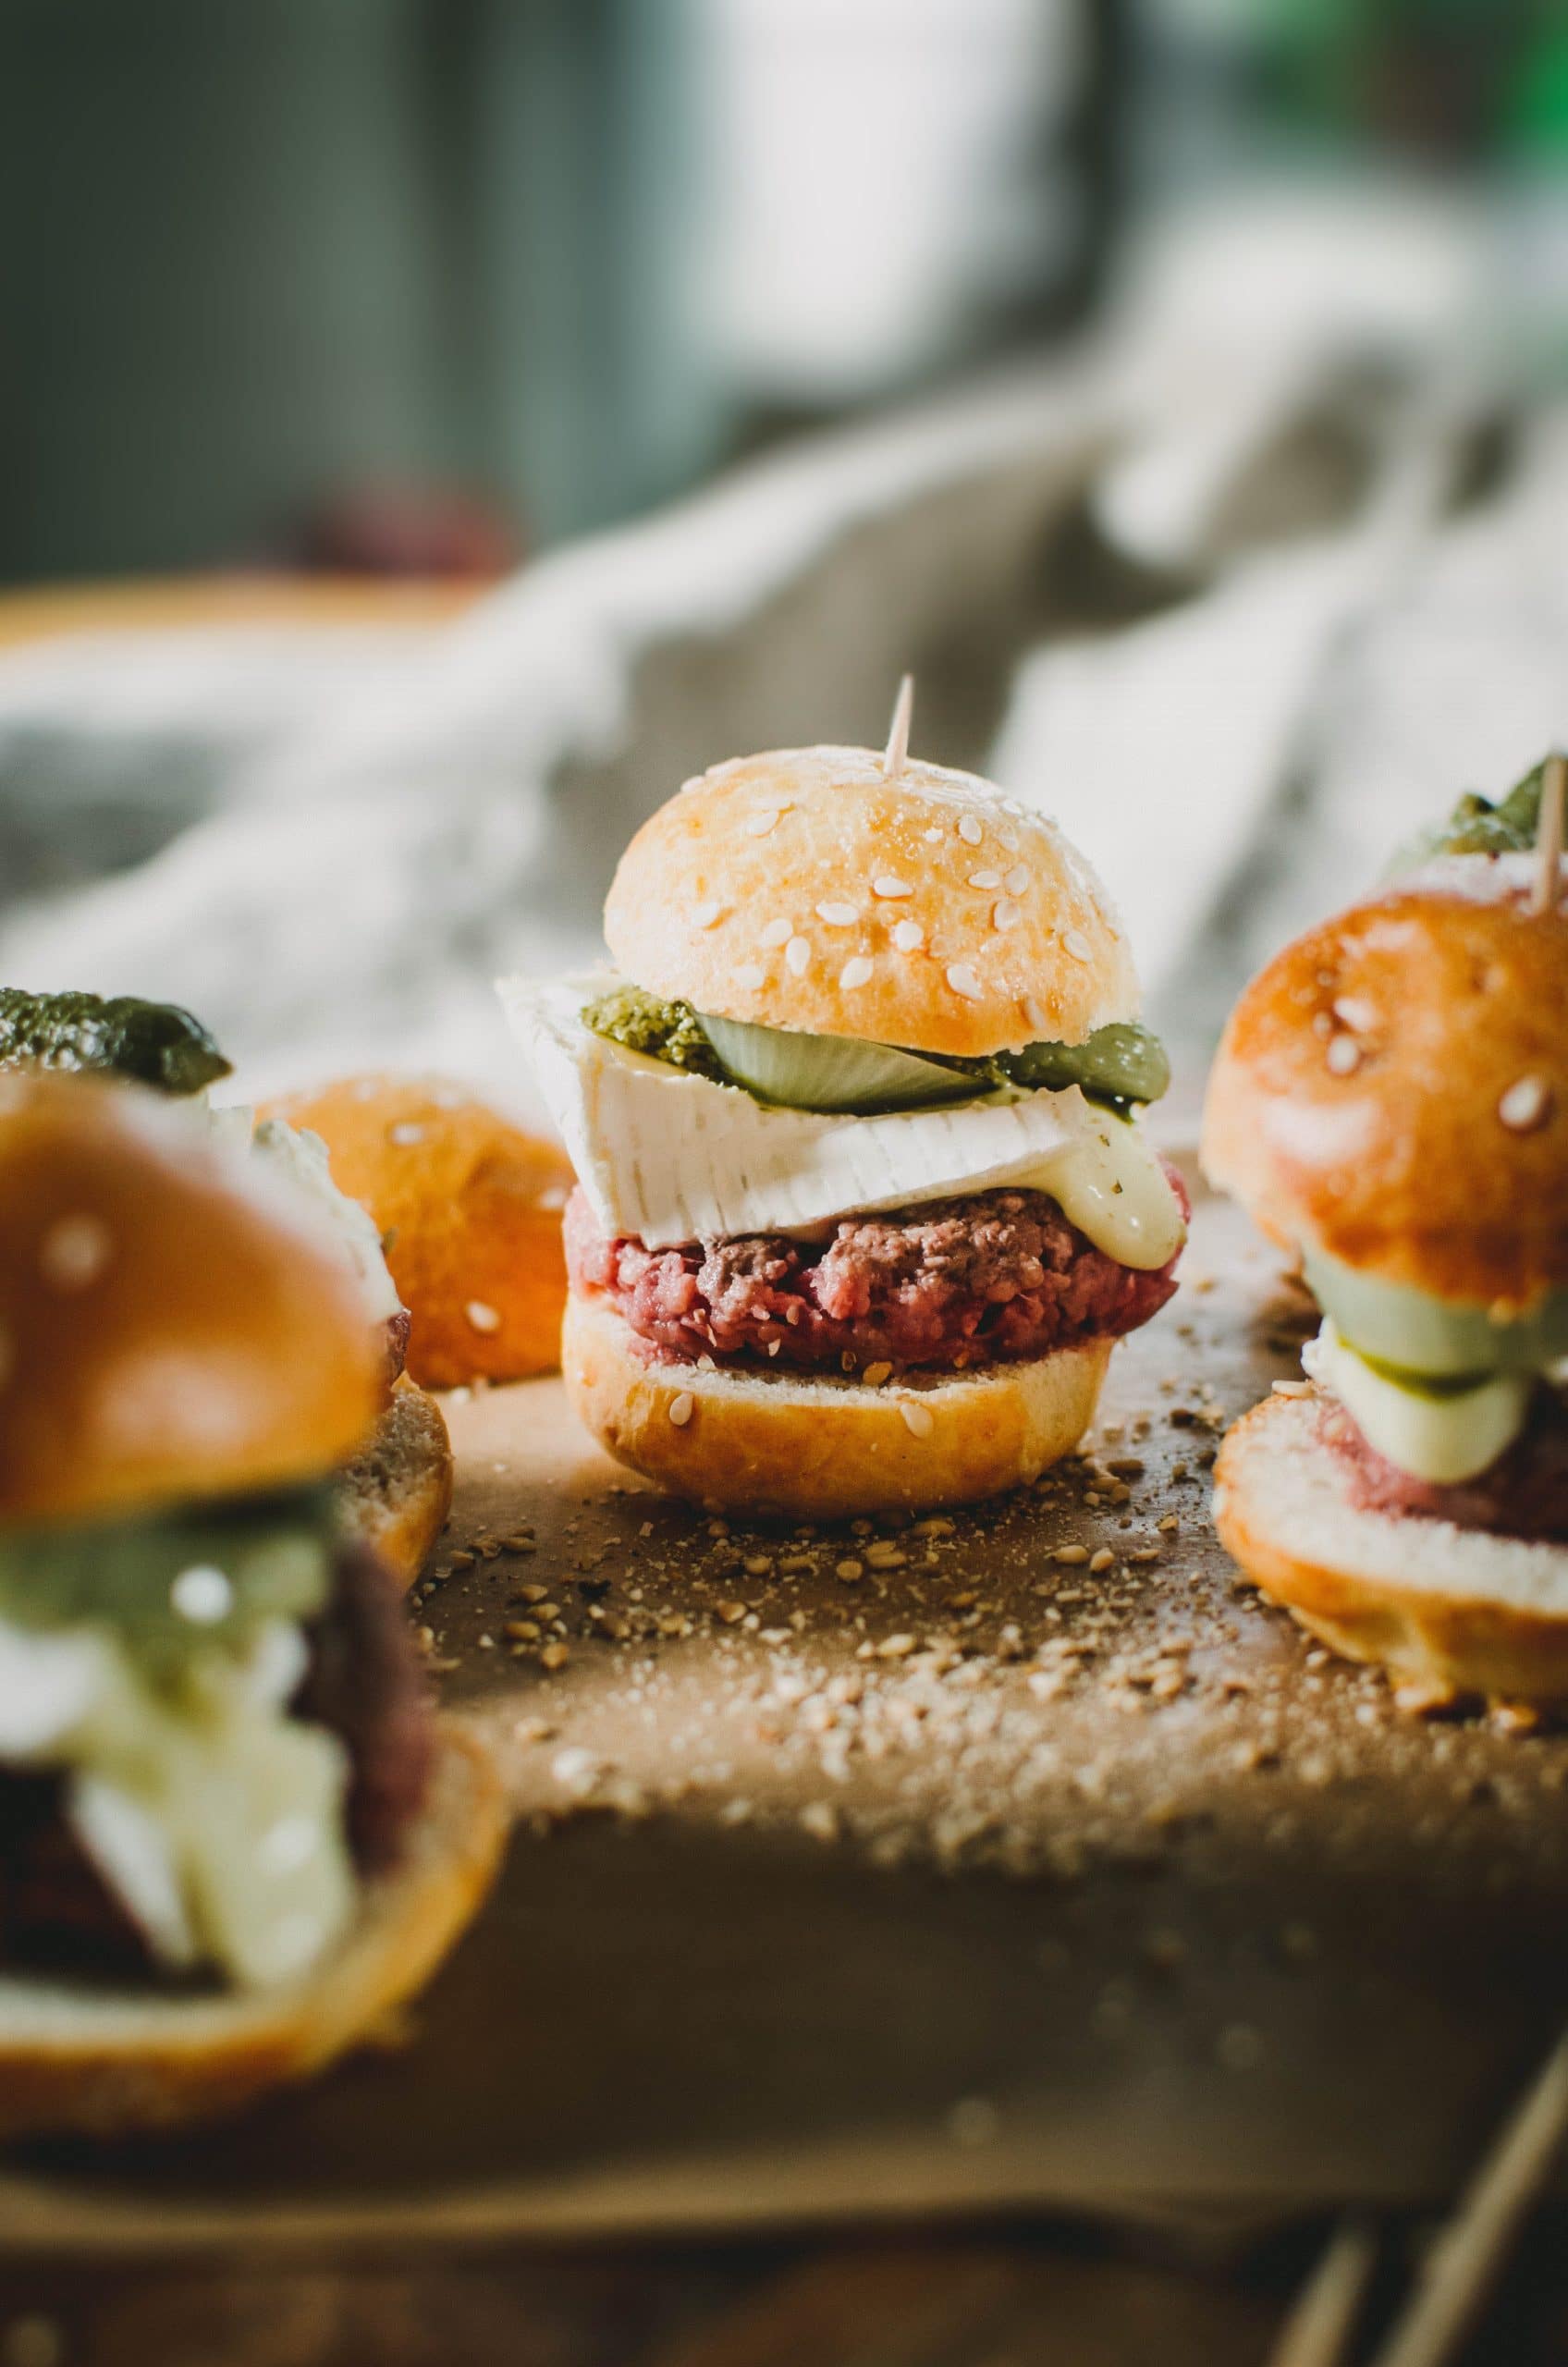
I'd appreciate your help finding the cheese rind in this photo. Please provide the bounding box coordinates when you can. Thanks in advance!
[500,977,1185,1269]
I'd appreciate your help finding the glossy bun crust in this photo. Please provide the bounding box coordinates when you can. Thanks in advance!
[262,1075,573,1389]
[0,1074,381,1524]
[604,748,1139,1059]
[1202,858,1568,1308]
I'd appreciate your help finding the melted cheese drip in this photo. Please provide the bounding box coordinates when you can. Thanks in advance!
[0,1618,355,1988]
[1013,1110,1183,1271]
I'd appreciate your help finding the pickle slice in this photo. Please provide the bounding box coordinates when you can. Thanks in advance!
[0,987,231,1096]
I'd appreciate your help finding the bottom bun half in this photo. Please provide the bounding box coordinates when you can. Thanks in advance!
[562,1293,1111,1520]
[1215,1391,1568,1706]
[337,1379,454,1588]
[0,1723,508,2140]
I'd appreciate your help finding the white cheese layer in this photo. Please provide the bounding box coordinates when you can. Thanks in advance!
[1304,1320,1530,1486]
[0,1616,355,1988]
[500,978,1185,1269]
[201,1103,402,1324]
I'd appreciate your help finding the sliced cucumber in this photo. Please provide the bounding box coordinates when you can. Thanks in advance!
[1305,1247,1568,1380]
[696,1014,977,1113]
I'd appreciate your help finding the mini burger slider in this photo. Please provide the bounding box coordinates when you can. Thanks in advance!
[503,720,1187,1518]
[1204,759,1568,1706]
[0,987,452,1586]
[0,1075,505,2137]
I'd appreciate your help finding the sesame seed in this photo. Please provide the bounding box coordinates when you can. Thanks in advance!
[968,869,1002,890]
[668,1392,695,1427]
[899,1399,936,1437]
[759,916,791,948]
[1005,865,1031,894]
[387,1121,425,1147]
[1023,996,1047,1031]
[945,963,983,1000]
[692,901,724,930]
[892,919,925,951]
[785,935,812,975]
[1499,1075,1552,1131]
[735,963,767,990]
[171,1564,233,1624]
[744,808,782,838]
[38,1215,111,1291]
[992,899,1023,932]
[840,956,874,989]
[466,1299,502,1332]
[1325,1034,1362,1075]
[958,814,984,845]
[816,900,860,926]
[873,874,913,899]
[1062,929,1092,963]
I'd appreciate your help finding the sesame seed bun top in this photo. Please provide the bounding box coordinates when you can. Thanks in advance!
[1201,856,1568,1309]
[0,1073,382,1525]
[603,748,1140,1058]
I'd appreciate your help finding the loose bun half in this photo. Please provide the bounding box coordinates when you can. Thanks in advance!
[604,748,1139,1059]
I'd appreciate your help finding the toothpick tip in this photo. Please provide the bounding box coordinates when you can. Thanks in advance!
[883,675,915,779]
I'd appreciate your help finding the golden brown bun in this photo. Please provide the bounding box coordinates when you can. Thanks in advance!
[0,1074,380,1525]
[562,1293,1110,1519]
[1202,858,1568,1308]
[1214,1390,1568,1706]
[262,1076,573,1389]
[336,1379,454,1588]
[604,747,1139,1058]
[0,1724,508,2140]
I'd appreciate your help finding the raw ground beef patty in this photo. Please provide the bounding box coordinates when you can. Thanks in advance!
[564,1176,1186,1376]
[1320,1390,1568,1543]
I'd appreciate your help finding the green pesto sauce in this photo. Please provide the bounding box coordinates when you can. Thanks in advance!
[0,1487,337,1686]
[582,986,1169,1116]
[0,987,231,1097]
[1392,757,1550,871]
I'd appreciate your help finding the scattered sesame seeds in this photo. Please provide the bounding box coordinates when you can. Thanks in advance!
[840,956,875,989]
[958,814,984,845]
[816,900,860,926]
[1062,929,1092,963]
[873,874,914,899]
[759,916,791,949]
[1325,1034,1362,1075]
[171,1564,233,1624]
[785,935,813,975]
[668,1392,695,1427]
[1004,865,1031,895]
[1023,997,1047,1032]
[862,1360,893,1385]
[692,901,724,930]
[387,1121,425,1147]
[992,899,1023,932]
[945,963,983,1000]
[466,1300,502,1333]
[735,963,767,990]
[967,869,1002,890]
[1499,1074,1553,1133]
[899,1399,936,1438]
[38,1214,111,1291]
[892,919,925,952]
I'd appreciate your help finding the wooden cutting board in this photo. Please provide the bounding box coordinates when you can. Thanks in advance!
[4,1167,1567,2251]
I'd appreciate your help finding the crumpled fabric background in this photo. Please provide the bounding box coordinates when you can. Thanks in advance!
[2,193,1563,1120]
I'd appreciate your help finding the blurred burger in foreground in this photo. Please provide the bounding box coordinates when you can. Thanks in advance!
[503,700,1188,1519]
[0,988,452,1585]
[1204,759,1568,1707]
[0,1075,505,2137]
[261,1076,574,1390]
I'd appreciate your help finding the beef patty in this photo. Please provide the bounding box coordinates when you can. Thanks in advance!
[1320,1388,1568,1543]
[0,1537,431,1978]
[565,1174,1187,1376]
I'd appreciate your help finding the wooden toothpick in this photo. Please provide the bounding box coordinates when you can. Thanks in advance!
[1531,751,1565,914]
[882,675,914,780]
